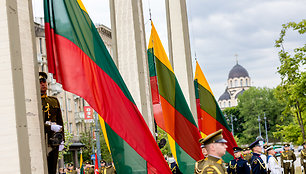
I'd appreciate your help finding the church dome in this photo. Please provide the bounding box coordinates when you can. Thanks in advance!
[218,89,230,101]
[228,63,249,79]
[235,89,245,99]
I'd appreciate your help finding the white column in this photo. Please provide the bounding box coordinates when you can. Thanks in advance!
[165,0,197,124]
[17,0,48,173]
[0,0,31,173]
[110,0,154,133]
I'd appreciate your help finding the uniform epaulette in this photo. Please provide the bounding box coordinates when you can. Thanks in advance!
[106,166,112,169]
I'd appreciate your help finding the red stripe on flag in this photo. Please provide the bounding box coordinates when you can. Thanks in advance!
[160,96,203,161]
[49,32,171,173]
[198,108,236,156]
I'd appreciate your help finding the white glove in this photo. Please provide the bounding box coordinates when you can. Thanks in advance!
[59,141,65,151]
[51,125,62,132]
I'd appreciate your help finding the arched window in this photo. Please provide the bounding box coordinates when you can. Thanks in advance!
[224,101,226,107]
[229,101,231,107]
[240,79,243,86]
[235,80,238,87]
[230,80,232,87]
[246,79,248,86]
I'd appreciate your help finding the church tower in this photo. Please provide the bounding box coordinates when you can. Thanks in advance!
[218,62,251,109]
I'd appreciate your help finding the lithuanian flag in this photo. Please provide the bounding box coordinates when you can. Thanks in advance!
[80,152,84,174]
[194,61,237,162]
[147,22,203,173]
[44,0,171,173]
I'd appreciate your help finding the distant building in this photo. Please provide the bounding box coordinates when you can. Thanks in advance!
[218,62,251,110]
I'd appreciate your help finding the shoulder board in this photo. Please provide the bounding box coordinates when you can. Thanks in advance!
[216,159,222,164]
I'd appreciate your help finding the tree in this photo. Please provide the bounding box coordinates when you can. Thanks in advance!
[223,107,243,141]
[236,87,287,144]
[275,19,306,140]
[80,123,112,163]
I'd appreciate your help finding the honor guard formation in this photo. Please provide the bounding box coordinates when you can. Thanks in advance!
[193,129,305,174]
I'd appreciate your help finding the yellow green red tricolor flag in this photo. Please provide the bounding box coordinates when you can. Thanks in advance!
[147,22,204,173]
[44,0,171,173]
[80,152,84,174]
[194,61,237,162]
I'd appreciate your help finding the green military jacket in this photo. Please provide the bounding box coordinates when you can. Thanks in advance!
[84,167,94,174]
[41,95,64,147]
[194,156,226,174]
[66,169,77,174]
[100,166,116,174]
[300,149,306,166]
[281,150,296,168]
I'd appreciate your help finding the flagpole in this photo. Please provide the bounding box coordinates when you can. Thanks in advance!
[95,111,101,168]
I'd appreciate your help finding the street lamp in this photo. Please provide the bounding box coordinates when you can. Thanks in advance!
[264,112,268,143]
[257,115,262,140]
[226,114,237,136]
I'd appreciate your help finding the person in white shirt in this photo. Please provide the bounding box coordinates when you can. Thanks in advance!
[267,146,282,174]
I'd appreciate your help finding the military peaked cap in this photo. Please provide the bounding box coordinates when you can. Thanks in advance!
[233,147,243,153]
[284,143,290,147]
[249,139,260,149]
[39,72,48,80]
[266,146,273,152]
[199,129,227,146]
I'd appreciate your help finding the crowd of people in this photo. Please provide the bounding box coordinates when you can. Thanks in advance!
[57,160,116,174]
[193,129,306,174]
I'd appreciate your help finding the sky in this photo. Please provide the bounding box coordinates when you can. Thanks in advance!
[32,0,306,98]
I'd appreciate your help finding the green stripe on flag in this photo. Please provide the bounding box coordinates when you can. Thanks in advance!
[105,123,147,174]
[155,58,197,126]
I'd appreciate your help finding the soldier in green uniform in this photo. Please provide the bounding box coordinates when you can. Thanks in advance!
[66,163,77,174]
[39,72,64,174]
[301,142,306,174]
[194,129,228,174]
[84,161,94,174]
[281,143,296,174]
[243,147,253,165]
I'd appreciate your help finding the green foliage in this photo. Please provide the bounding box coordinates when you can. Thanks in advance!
[223,107,242,139]
[275,19,306,140]
[236,87,287,144]
[59,122,74,160]
[79,123,112,163]
[156,127,172,157]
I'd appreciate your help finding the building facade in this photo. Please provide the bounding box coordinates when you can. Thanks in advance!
[218,63,251,110]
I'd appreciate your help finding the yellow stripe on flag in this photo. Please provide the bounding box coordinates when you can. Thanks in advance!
[194,61,214,96]
[148,22,174,73]
[167,134,178,165]
[80,152,83,168]
[77,0,88,14]
[98,115,111,154]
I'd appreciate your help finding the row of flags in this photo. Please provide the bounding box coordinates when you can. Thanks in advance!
[44,0,237,173]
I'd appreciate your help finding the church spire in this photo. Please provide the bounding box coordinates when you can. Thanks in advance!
[234,54,238,64]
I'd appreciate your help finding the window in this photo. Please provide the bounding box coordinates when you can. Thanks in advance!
[230,80,232,87]
[229,101,231,107]
[224,101,226,107]
[235,80,238,87]
[39,38,43,54]
[74,101,78,111]
[240,79,243,86]
[246,79,248,86]
[69,123,73,134]
[68,99,71,111]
